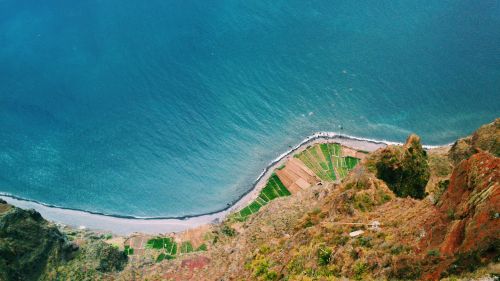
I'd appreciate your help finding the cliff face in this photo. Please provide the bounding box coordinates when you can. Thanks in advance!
[0,200,128,281]
[137,120,498,281]
[449,118,499,165]
[420,151,499,280]
[1,120,498,281]
[0,199,77,281]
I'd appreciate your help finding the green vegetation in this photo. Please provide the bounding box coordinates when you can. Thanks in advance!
[147,237,207,262]
[237,174,290,219]
[427,249,440,257]
[146,237,177,254]
[236,144,361,220]
[296,143,360,181]
[124,245,134,255]
[221,225,236,237]
[0,204,80,281]
[373,135,430,199]
[246,254,279,281]
[434,179,450,204]
[353,193,374,212]
[156,253,175,262]
[146,237,177,262]
[180,241,194,254]
[353,262,368,280]
[196,243,207,251]
[317,247,332,266]
[345,156,360,170]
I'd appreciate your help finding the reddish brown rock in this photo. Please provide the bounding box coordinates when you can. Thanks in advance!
[421,151,499,280]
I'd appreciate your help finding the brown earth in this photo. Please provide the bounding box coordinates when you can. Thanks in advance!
[276,157,319,193]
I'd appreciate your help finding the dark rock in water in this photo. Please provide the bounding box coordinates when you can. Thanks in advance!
[0,201,78,281]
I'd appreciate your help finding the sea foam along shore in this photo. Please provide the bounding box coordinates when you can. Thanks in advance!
[0,132,445,235]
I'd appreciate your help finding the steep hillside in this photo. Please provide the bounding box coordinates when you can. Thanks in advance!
[129,119,498,281]
[449,118,499,165]
[0,200,128,281]
[1,119,498,281]
[0,199,77,281]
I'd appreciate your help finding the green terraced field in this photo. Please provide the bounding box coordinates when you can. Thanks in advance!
[148,237,207,262]
[146,237,177,256]
[296,143,360,182]
[156,253,175,262]
[234,144,360,220]
[124,245,134,255]
[180,241,194,254]
[345,156,360,170]
[238,174,290,218]
[196,243,207,251]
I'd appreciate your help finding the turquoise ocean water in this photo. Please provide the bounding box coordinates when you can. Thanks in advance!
[0,1,499,217]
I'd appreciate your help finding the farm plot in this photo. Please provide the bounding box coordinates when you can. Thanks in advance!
[296,143,360,181]
[146,237,177,261]
[237,174,290,219]
[147,237,207,262]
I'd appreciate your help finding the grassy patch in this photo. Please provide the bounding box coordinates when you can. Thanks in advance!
[196,243,207,251]
[353,262,368,280]
[180,241,194,254]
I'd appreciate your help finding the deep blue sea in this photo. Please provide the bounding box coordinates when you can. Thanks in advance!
[1,0,499,217]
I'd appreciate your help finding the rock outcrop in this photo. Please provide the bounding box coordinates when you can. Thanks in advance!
[369,134,430,199]
[420,151,499,280]
[0,200,77,281]
[449,118,499,165]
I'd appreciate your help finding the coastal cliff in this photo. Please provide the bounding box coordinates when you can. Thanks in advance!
[132,119,498,281]
[0,201,127,281]
[0,119,498,281]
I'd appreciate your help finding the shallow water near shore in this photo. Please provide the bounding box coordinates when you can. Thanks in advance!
[0,135,389,234]
[1,0,499,217]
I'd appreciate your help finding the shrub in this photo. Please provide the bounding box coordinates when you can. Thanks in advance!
[353,193,374,212]
[434,179,450,204]
[221,225,236,237]
[91,242,128,272]
[427,249,440,257]
[317,247,332,266]
[447,209,456,220]
[332,235,348,246]
[248,255,278,281]
[390,244,404,255]
[358,236,372,248]
[353,262,368,280]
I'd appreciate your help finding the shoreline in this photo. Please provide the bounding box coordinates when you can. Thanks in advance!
[0,132,450,235]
